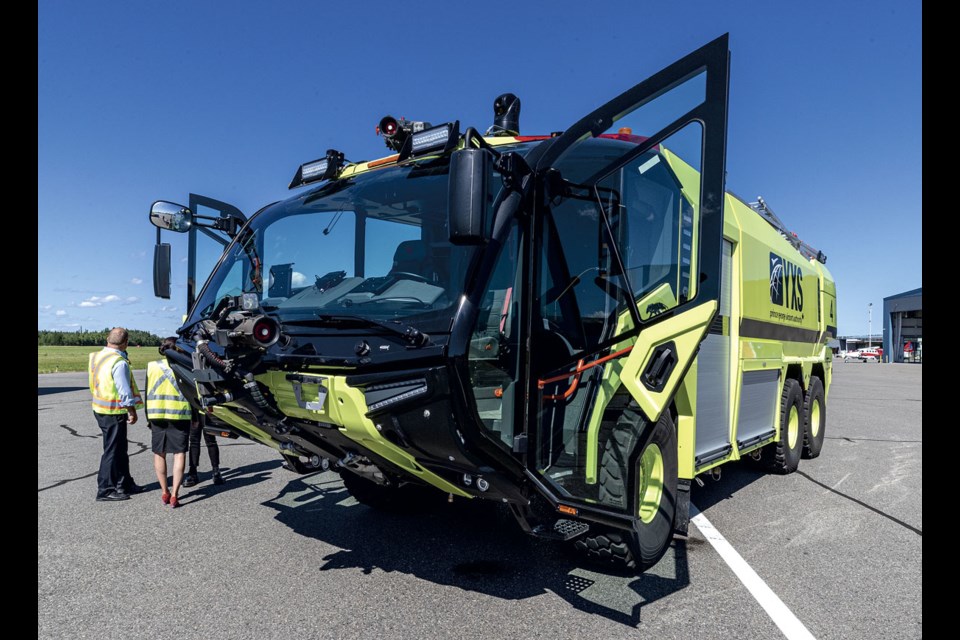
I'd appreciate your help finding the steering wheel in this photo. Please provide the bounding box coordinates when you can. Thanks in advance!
[389,271,429,283]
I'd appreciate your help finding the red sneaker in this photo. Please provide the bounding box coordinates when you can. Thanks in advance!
[161,491,171,505]
[170,495,180,509]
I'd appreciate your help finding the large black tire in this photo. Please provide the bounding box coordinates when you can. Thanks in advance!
[761,378,804,474]
[576,408,678,572]
[573,531,638,570]
[802,377,826,459]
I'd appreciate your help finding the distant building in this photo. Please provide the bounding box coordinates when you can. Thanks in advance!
[883,288,922,363]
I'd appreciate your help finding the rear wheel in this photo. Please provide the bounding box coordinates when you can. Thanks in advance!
[802,377,826,459]
[576,408,677,571]
[761,378,803,474]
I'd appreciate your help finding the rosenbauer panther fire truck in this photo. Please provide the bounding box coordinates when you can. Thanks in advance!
[149,35,836,571]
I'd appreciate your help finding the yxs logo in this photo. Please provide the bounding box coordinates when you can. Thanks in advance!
[769,252,804,311]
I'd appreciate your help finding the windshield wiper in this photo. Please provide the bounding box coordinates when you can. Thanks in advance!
[313,314,431,348]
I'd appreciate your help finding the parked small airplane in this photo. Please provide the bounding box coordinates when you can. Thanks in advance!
[844,347,882,362]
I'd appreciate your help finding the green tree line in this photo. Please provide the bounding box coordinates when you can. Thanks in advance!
[38,329,163,346]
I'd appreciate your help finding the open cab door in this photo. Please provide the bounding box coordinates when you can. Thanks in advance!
[524,35,730,569]
[149,194,247,316]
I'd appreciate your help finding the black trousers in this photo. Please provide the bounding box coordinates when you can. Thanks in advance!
[94,412,133,497]
[188,419,220,471]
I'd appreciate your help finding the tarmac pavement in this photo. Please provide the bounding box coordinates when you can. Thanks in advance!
[38,360,921,639]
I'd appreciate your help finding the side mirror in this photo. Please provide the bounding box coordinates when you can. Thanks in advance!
[150,201,193,233]
[153,243,172,299]
[447,148,491,245]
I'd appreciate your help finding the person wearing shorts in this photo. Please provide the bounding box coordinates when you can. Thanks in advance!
[145,338,192,508]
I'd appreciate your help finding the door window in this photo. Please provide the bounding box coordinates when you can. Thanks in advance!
[467,222,524,448]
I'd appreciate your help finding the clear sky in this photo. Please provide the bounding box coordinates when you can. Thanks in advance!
[38,0,921,337]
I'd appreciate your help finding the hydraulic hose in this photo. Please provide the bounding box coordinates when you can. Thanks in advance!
[197,339,274,413]
[243,376,272,410]
[197,341,228,370]
[163,347,193,369]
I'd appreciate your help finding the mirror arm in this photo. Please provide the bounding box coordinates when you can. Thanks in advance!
[461,125,530,192]
[462,126,534,189]
[494,151,531,192]
[190,213,244,239]
[462,127,502,158]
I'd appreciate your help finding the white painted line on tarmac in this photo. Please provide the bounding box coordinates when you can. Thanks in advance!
[690,504,817,640]
[832,472,851,489]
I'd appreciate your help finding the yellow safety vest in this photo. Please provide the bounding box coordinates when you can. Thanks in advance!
[89,349,144,415]
[145,360,192,420]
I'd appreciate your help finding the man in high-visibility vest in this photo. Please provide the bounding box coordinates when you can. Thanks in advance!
[145,337,192,508]
[89,327,145,502]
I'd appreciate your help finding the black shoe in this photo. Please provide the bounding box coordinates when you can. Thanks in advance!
[123,484,146,495]
[96,491,130,502]
[182,474,198,488]
[212,471,224,485]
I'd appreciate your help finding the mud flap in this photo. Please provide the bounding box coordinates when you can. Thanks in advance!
[674,478,691,536]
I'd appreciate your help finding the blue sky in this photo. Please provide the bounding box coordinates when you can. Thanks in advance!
[38,0,921,337]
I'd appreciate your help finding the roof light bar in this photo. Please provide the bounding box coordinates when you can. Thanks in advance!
[398,121,460,162]
[289,149,345,189]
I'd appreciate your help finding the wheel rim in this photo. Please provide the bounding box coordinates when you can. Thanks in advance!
[810,401,821,438]
[787,405,800,449]
[638,443,664,524]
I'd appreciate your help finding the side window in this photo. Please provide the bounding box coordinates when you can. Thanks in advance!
[468,223,523,448]
[193,204,234,295]
[537,192,634,362]
[201,257,247,318]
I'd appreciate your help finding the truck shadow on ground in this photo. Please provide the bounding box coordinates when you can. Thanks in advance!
[265,472,691,627]
[690,461,767,511]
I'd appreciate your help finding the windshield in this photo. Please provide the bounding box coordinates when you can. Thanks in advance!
[187,160,481,334]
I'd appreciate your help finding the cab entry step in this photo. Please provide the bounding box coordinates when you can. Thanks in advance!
[532,519,590,541]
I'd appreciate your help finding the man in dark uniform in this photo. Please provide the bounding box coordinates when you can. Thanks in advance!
[89,327,146,501]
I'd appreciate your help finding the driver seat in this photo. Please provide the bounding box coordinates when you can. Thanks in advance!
[391,240,428,277]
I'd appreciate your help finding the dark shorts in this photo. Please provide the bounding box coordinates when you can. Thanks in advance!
[150,420,190,454]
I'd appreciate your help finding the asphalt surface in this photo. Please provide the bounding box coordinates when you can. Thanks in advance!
[38,361,922,639]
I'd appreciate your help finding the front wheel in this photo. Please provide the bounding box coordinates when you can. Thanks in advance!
[577,408,678,572]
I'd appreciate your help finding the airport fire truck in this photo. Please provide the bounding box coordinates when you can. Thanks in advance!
[149,35,836,571]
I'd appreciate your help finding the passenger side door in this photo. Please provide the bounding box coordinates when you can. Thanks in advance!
[527,35,730,505]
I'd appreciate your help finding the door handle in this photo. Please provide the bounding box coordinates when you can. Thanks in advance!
[641,342,677,392]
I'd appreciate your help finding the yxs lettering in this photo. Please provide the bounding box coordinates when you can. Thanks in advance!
[769,252,803,311]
